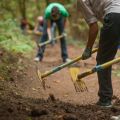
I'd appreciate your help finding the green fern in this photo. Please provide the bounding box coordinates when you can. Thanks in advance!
[0,19,35,55]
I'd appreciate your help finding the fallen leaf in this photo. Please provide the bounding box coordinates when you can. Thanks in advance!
[32,88,38,91]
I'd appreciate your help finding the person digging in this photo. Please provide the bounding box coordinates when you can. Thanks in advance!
[34,2,71,63]
[77,0,120,108]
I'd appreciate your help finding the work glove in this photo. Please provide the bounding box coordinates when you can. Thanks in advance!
[62,32,67,37]
[48,35,52,41]
[82,47,92,60]
[50,37,54,42]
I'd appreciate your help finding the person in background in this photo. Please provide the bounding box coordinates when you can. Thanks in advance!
[34,16,44,33]
[20,18,34,34]
[20,18,29,32]
[34,16,57,46]
[77,0,120,107]
[34,2,71,63]
[34,16,44,45]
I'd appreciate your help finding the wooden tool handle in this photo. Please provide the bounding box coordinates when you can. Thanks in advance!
[77,57,120,80]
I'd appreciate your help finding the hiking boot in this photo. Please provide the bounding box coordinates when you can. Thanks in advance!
[34,56,42,62]
[63,58,72,63]
[96,100,112,108]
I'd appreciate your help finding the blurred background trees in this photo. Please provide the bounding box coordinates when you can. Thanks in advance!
[0,0,89,42]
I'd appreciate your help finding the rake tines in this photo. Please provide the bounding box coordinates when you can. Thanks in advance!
[74,82,81,92]
[75,78,88,92]
[69,67,88,92]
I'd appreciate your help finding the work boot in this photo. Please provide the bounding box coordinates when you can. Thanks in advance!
[63,58,72,63]
[34,56,43,62]
[96,100,112,108]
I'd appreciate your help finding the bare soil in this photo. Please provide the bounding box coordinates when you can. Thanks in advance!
[0,43,120,120]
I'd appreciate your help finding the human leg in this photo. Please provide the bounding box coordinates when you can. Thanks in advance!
[96,13,120,106]
[34,20,48,61]
[57,18,68,62]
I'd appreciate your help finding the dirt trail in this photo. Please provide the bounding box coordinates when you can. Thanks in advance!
[0,42,120,120]
[16,43,98,104]
[18,43,120,104]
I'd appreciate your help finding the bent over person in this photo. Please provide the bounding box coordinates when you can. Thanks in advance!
[34,3,71,62]
[77,0,120,107]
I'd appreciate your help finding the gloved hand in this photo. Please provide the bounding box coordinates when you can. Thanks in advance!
[62,32,67,37]
[82,47,92,60]
[50,37,54,42]
[48,35,52,41]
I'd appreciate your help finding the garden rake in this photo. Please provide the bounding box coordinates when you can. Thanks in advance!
[38,33,67,47]
[36,48,98,90]
[77,57,120,90]
[69,66,88,92]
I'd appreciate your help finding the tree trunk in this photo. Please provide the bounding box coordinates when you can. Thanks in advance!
[18,0,27,19]
[45,0,49,6]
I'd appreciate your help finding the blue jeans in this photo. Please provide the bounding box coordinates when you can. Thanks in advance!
[36,17,68,61]
[51,22,57,45]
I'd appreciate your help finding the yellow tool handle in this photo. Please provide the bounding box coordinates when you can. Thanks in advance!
[34,31,42,35]
[77,70,94,79]
[39,34,66,47]
[27,30,42,35]
[77,57,120,79]
[41,48,98,78]
[101,57,120,69]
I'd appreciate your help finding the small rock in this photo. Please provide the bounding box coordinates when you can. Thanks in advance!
[9,77,14,81]
[7,108,13,113]
[63,114,78,120]
[111,106,120,113]
[111,115,120,120]
[63,94,69,97]
[31,108,48,117]
[0,51,3,56]
[49,93,56,101]
[53,80,60,83]
[32,88,38,91]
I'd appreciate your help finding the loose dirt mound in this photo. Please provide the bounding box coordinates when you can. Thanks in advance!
[0,84,120,120]
[0,44,120,120]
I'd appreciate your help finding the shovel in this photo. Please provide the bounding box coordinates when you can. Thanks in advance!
[37,48,98,90]
[77,57,120,89]
[38,33,67,47]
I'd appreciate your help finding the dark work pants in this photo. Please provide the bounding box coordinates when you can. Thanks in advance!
[96,13,120,102]
[37,17,68,61]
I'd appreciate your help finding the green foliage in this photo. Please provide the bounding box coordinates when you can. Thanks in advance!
[0,0,18,19]
[67,37,85,48]
[0,19,35,55]
[73,18,88,32]
[0,0,90,44]
[113,68,120,77]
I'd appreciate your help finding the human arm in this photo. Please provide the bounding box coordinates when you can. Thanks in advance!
[34,20,39,32]
[87,22,98,49]
[46,20,52,40]
[77,0,99,59]
[82,22,98,59]
[63,17,68,28]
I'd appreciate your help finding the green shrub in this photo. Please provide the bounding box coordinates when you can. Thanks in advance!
[0,19,35,55]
